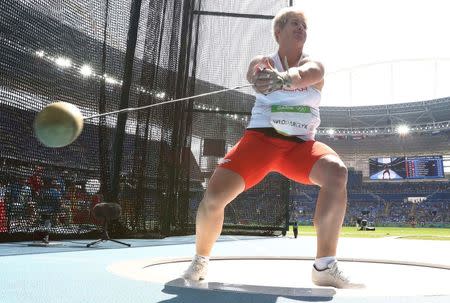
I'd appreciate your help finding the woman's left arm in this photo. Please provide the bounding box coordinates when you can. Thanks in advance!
[290,58,325,90]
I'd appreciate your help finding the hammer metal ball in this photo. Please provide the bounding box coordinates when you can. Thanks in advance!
[33,101,84,148]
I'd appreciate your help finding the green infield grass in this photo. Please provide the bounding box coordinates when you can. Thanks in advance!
[288,225,450,240]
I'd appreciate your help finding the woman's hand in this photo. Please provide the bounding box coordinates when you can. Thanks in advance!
[251,58,295,95]
[247,56,274,83]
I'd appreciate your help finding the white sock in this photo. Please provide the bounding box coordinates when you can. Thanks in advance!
[314,256,337,270]
[194,254,209,262]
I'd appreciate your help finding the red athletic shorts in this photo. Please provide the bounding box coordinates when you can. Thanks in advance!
[219,129,338,190]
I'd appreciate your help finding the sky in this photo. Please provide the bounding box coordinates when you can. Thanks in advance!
[295,0,450,106]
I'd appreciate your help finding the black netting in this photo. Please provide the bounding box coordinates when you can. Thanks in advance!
[0,0,198,240]
[186,1,293,232]
[1,0,129,239]
[1,0,291,241]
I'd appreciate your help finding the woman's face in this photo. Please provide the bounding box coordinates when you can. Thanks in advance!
[276,14,307,46]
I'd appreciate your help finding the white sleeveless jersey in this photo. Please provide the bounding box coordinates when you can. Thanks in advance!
[247,53,321,141]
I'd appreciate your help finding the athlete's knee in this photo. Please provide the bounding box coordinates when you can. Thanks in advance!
[199,196,224,214]
[322,161,348,189]
[199,168,244,212]
[200,187,234,213]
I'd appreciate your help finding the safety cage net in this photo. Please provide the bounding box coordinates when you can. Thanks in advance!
[0,0,294,241]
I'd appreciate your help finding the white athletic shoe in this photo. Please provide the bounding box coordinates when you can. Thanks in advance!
[311,261,365,289]
[182,256,208,281]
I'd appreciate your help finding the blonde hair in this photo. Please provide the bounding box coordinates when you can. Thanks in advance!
[272,7,307,42]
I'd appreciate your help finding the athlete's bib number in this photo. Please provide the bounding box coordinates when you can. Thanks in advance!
[270,105,320,136]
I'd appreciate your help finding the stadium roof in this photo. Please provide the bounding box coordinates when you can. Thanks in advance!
[318,97,450,136]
